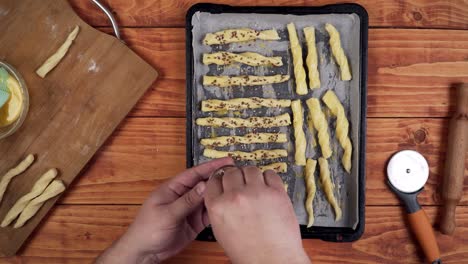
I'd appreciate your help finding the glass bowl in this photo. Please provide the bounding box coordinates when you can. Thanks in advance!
[0,61,29,139]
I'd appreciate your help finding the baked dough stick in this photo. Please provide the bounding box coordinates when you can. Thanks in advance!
[14,180,66,228]
[203,75,290,88]
[322,91,352,173]
[203,52,283,67]
[258,162,288,173]
[1,169,57,227]
[202,97,291,112]
[305,98,333,159]
[305,159,317,227]
[203,28,280,45]
[325,23,351,81]
[0,154,35,203]
[196,113,291,128]
[203,149,287,161]
[318,157,342,221]
[287,23,307,95]
[304,27,320,89]
[201,133,288,147]
[36,26,80,78]
[291,100,306,165]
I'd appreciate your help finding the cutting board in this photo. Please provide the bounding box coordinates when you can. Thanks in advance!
[0,0,158,256]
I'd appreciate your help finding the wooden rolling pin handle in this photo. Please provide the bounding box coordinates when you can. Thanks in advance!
[440,84,468,235]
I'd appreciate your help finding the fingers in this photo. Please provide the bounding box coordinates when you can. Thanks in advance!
[263,170,285,191]
[222,167,245,192]
[205,170,223,204]
[174,157,235,188]
[168,181,207,219]
[242,166,265,186]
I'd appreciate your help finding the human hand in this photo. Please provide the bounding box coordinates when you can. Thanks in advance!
[96,157,234,264]
[205,166,310,264]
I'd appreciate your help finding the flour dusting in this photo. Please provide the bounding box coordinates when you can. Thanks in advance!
[88,59,100,73]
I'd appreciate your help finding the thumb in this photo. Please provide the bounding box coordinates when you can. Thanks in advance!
[169,181,206,219]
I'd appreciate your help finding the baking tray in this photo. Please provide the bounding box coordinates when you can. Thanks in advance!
[186,3,368,242]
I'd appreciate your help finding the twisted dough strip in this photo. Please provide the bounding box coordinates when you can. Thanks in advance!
[203,28,280,45]
[306,98,333,159]
[0,154,35,204]
[196,113,291,128]
[291,100,306,165]
[322,91,352,173]
[287,23,308,95]
[203,52,283,66]
[201,97,291,112]
[258,162,288,173]
[305,159,317,227]
[203,149,287,161]
[304,27,320,89]
[325,23,351,81]
[318,157,342,221]
[201,133,288,147]
[203,75,290,88]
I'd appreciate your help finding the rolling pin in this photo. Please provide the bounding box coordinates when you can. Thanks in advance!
[440,84,468,235]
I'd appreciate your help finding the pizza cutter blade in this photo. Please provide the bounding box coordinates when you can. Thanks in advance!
[387,150,442,264]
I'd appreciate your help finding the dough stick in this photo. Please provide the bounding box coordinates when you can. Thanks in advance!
[322,91,352,173]
[283,182,289,192]
[325,23,351,81]
[36,26,80,78]
[306,98,333,159]
[305,159,317,227]
[287,23,307,95]
[203,28,280,45]
[201,97,291,112]
[201,133,288,147]
[203,52,283,66]
[304,27,320,89]
[203,75,290,88]
[1,169,57,227]
[0,154,35,203]
[318,157,342,221]
[258,162,288,173]
[196,113,291,128]
[291,100,306,165]
[203,149,287,161]
[14,180,66,228]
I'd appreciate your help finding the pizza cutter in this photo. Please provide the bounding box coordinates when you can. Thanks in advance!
[387,150,441,264]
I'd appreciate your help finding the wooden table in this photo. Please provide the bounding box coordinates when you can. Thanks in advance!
[2,0,468,263]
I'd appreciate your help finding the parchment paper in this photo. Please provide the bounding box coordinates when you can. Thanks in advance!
[191,12,361,229]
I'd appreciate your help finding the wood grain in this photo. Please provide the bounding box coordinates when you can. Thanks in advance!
[0,0,157,257]
[102,28,468,118]
[0,205,466,263]
[56,117,468,206]
[68,0,468,29]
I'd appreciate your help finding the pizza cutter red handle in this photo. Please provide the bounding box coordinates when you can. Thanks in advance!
[408,210,441,263]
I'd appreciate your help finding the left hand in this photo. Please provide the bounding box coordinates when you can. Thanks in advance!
[96,157,234,264]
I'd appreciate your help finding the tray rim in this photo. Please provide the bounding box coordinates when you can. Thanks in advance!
[185,2,368,242]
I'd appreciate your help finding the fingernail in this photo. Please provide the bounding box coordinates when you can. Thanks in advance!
[196,182,206,195]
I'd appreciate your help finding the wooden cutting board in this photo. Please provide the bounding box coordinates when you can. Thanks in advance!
[0,0,157,256]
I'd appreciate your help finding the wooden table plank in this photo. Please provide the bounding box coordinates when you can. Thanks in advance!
[0,205,466,263]
[99,28,468,118]
[68,0,468,29]
[56,117,468,206]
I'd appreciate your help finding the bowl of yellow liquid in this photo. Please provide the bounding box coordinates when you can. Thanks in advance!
[0,61,29,139]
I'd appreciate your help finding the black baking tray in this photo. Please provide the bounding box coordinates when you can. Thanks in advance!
[186,3,368,242]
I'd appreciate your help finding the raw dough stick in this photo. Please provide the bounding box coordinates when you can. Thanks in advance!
[203,149,287,161]
[203,28,280,45]
[14,180,66,228]
[322,91,352,173]
[287,23,307,95]
[283,182,289,192]
[304,27,320,89]
[305,159,317,227]
[318,157,342,221]
[306,98,333,159]
[196,113,291,128]
[36,26,80,78]
[203,52,283,66]
[0,154,35,203]
[258,162,288,173]
[201,133,288,147]
[307,114,317,148]
[203,75,290,88]
[325,23,351,81]
[1,169,57,227]
[291,100,306,165]
[202,97,291,112]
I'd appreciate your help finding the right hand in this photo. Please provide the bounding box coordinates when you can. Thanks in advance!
[204,166,311,264]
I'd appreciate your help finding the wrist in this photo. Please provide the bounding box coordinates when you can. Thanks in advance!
[96,235,160,264]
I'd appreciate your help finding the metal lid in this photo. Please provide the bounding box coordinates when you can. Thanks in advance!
[387,150,429,193]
